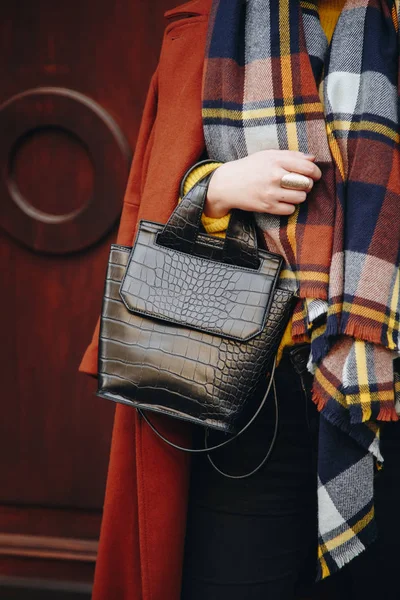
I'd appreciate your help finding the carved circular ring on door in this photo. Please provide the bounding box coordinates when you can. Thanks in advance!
[0,87,131,254]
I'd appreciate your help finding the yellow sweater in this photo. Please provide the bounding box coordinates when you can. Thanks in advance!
[320,0,347,43]
[181,2,345,362]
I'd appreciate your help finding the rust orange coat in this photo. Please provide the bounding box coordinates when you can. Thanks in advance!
[79,1,213,598]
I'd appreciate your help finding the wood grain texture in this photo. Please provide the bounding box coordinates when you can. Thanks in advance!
[0,534,97,562]
[0,0,172,509]
[0,576,91,600]
[13,127,94,216]
[0,0,173,591]
[0,506,102,539]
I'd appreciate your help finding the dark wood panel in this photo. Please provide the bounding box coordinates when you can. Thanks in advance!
[0,236,117,507]
[0,506,99,590]
[0,577,91,600]
[0,0,169,144]
[0,535,97,563]
[0,506,101,539]
[0,87,131,253]
[0,0,172,510]
[13,127,94,215]
[0,0,173,592]
[0,557,94,586]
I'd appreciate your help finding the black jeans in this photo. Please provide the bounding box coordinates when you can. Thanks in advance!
[181,345,319,599]
[181,346,400,600]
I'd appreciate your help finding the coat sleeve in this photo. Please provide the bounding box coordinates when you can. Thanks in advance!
[78,68,159,377]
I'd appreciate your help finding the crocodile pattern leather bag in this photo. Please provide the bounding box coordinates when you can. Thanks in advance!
[96,173,296,436]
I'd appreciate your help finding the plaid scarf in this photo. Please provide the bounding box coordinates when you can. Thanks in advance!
[202,0,400,579]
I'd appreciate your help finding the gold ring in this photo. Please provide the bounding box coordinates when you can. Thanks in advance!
[280,172,313,192]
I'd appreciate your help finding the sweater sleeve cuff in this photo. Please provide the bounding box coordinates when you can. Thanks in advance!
[201,212,231,237]
[182,161,222,196]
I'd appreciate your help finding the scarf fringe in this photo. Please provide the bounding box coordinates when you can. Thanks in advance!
[377,403,399,422]
[310,334,334,365]
[312,389,384,459]
[320,405,382,459]
[297,286,328,301]
[314,383,398,425]
[348,400,398,424]
[342,321,386,348]
[312,387,328,413]
[312,398,349,435]
[317,532,375,581]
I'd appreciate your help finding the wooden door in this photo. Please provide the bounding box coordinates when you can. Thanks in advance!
[0,1,172,596]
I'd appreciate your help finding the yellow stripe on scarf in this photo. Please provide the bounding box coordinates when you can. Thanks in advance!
[318,506,375,570]
[330,119,400,144]
[325,301,400,331]
[353,339,373,420]
[202,102,322,121]
[388,268,400,349]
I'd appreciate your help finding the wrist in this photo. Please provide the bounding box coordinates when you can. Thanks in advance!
[204,166,231,218]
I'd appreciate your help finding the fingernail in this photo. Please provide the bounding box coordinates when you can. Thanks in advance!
[303,153,315,159]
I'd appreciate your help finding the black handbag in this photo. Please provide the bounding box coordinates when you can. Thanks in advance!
[96,173,296,477]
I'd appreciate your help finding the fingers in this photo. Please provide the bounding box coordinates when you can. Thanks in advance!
[254,200,300,216]
[279,157,322,181]
[215,150,321,218]
[255,188,307,216]
[277,189,308,204]
[271,202,297,216]
[272,150,313,160]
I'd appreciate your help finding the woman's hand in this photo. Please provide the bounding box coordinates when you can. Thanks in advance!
[204,150,322,218]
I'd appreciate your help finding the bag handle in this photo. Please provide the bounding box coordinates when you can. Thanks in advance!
[137,359,278,479]
[156,172,260,269]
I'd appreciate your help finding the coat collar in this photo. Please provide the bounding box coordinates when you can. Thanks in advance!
[164,0,213,21]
